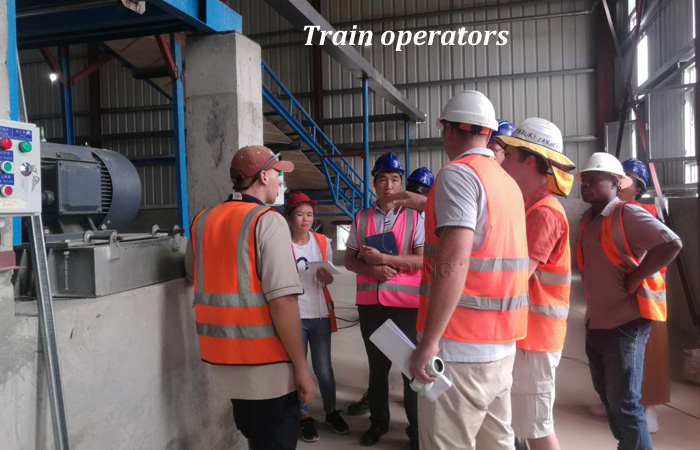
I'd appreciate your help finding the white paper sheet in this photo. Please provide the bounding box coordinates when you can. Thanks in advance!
[307,261,342,275]
[369,319,452,401]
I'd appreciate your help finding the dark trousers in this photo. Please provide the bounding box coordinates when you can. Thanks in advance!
[358,303,419,443]
[232,391,299,450]
[586,318,654,450]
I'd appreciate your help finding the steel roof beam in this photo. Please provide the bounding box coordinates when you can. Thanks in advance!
[262,0,426,123]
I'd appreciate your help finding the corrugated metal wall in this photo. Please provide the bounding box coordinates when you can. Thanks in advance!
[20,0,601,208]
[644,0,694,77]
[641,0,695,188]
[20,47,176,209]
[234,0,597,198]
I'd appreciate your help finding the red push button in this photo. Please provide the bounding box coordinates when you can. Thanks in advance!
[0,185,13,197]
[0,138,11,150]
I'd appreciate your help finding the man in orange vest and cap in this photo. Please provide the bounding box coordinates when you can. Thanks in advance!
[498,118,576,450]
[410,90,529,450]
[186,145,315,450]
[576,152,682,450]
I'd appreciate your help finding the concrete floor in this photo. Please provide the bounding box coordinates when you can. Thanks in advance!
[298,269,700,450]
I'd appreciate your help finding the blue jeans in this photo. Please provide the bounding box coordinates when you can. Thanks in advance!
[586,318,654,450]
[300,318,336,415]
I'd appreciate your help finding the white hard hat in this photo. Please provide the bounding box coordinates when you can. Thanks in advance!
[495,118,574,170]
[436,90,499,131]
[575,152,633,189]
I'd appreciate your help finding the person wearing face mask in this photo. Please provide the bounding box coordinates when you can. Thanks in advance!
[284,192,349,443]
[344,152,425,449]
[186,146,314,450]
[576,152,682,450]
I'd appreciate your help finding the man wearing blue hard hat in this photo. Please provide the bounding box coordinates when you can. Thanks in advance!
[346,165,434,421]
[344,152,425,449]
[487,119,516,164]
[406,167,435,197]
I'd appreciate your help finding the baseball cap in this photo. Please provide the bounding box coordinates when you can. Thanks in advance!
[230,145,294,179]
[284,191,316,215]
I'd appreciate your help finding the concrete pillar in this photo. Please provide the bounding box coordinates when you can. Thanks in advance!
[185,33,263,219]
[0,0,15,330]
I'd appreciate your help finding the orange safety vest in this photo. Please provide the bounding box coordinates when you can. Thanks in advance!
[355,207,421,308]
[576,201,667,322]
[517,193,571,353]
[311,232,338,333]
[417,154,529,343]
[190,201,291,365]
[635,202,660,219]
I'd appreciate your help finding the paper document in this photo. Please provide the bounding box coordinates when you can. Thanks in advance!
[307,261,341,275]
[369,319,452,402]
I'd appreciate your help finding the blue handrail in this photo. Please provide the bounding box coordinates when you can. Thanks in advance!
[262,61,376,218]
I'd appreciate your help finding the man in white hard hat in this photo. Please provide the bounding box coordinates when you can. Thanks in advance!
[498,119,576,450]
[576,152,682,450]
[410,90,529,450]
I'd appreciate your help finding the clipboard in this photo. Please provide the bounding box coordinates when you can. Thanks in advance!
[365,232,399,255]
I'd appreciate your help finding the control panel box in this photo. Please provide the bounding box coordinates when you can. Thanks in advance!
[0,120,42,215]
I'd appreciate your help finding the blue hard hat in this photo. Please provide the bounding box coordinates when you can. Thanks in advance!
[621,158,650,188]
[489,119,516,143]
[407,167,434,188]
[372,152,404,177]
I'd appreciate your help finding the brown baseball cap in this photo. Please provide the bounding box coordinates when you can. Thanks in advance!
[230,145,294,179]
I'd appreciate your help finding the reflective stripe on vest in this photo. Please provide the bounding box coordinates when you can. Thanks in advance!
[191,202,291,365]
[417,154,529,344]
[355,207,421,308]
[423,243,528,272]
[576,201,667,322]
[311,232,339,333]
[517,194,571,352]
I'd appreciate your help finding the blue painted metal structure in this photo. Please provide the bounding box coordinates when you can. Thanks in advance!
[7,0,23,245]
[171,34,189,237]
[16,0,242,48]
[362,77,370,208]
[58,46,75,145]
[12,0,244,237]
[262,61,374,219]
[97,42,173,101]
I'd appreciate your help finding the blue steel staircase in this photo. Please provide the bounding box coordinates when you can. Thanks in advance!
[262,61,375,220]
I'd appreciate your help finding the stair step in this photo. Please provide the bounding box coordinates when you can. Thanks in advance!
[263,111,280,116]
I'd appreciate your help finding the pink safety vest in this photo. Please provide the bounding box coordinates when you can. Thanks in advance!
[354,207,421,308]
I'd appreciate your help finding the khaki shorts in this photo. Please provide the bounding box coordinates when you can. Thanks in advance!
[511,349,562,439]
[418,354,515,450]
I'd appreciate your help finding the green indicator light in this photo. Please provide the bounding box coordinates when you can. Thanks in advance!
[19,141,32,152]
[1,162,12,173]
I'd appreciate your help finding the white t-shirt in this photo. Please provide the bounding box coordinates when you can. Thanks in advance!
[293,231,334,319]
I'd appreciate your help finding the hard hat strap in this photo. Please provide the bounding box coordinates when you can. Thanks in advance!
[458,123,492,135]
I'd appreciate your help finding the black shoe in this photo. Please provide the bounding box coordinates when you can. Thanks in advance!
[325,410,350,435]
[299,417,319,443]
[360,424,389,446]
[347,391,370,416]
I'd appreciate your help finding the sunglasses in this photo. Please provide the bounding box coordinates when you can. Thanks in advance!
[259,151,282,173]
